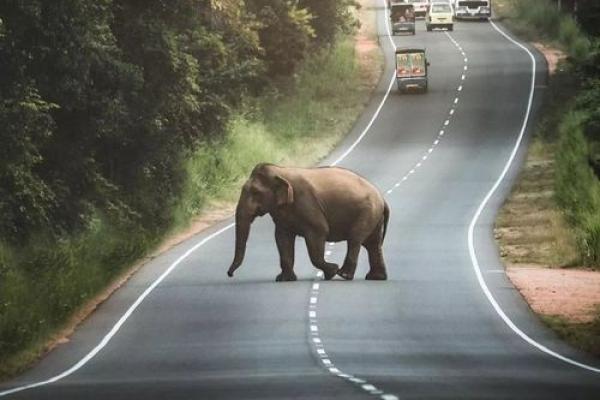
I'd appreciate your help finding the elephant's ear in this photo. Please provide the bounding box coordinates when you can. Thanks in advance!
[274,176,294,206]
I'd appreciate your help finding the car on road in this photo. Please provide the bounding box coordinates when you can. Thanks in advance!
[430,0,456,15]
[454,0,491,20]
[426,2,454,31]
[390,2,416,35]
[395,47,429,93]
[410,0,430,18]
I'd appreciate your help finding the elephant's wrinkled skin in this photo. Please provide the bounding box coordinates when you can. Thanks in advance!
[227,163,389,281]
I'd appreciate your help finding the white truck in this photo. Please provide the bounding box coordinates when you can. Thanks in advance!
[454,0,492,20]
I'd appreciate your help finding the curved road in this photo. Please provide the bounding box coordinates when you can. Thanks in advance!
[2,2,600,399]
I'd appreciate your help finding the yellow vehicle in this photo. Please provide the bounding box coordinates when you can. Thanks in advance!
[395,48,429,93]
[426,2,454,31]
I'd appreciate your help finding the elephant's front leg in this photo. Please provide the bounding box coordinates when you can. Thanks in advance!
[305,234,338,280]
[275,226,297,282]
[337,240,360,280]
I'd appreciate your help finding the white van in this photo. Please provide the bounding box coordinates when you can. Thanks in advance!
[454,0,491,20]
[426,2,454,31]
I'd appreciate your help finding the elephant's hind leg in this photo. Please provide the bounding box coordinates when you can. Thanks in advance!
[363,225,387,281]
[305,235,338,280]
[337,240,361,280]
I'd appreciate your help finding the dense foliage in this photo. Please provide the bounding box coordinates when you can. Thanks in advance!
[0,0,356,243]
[0,0,359,368]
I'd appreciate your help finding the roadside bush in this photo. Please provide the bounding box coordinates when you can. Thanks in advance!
[555,112,600,267]
[580,212,600,264]
[576,79,600,142]
[510,0,561,38]
[0,219,155,366]
[508,0,591,61]
[575,1,600,37]
[299,0,360,46]
[559,17,580,51]
[246,0,314,76]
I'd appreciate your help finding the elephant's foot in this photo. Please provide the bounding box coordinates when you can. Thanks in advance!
[321,263,339,281]
[276,271,297,282]
[337,266,355,281]
[365,270,387,281]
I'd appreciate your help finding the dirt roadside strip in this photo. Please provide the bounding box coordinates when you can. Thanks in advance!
[14,0,384,373]
[507,266,600,323]
[496,43,600,353]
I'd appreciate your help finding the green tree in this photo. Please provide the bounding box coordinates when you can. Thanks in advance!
[0,0,263,241]
[247,0,315,76]
[299,0,359,46]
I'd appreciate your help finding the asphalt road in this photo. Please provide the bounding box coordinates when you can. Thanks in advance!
[2,3,600,399]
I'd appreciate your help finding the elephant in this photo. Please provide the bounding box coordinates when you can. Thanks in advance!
[227,163,389,281]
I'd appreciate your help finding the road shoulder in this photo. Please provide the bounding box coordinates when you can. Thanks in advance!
[495,43,600,357]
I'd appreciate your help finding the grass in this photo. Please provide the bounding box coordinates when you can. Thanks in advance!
[496,67,581,268]
[542,314,600,357]
[0,24,383,381]
[0,222,157,378]
[496,138,580,267]
[555,112,600,266]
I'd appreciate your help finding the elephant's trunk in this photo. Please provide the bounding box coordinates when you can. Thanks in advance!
[227,207,253,277]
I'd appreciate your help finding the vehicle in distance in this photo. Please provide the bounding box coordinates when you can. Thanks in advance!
[411,0,430,18]
[430,0,456,15]
[395,47,429,93]
[390,2,416,35]
[426,2,454,31]
[454,0,491,19]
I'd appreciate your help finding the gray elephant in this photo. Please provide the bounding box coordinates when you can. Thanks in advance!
[227,163,389,281]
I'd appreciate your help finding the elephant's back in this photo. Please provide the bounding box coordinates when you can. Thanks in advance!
[301,167,385,231]
[305,167,382,199]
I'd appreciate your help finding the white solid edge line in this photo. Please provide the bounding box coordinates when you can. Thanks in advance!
[466,21,600,374]
[0,1,400,397]
[331,74,395,166]
[331,0,396,167]
[0,222,236,396]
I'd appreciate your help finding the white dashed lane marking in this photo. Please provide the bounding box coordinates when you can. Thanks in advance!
[306,16,472,400]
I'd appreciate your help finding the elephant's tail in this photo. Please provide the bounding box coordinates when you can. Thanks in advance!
[382,201,390,240]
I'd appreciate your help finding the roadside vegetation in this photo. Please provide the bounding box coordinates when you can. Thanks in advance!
[0,0,381,379]
[494,0,600,355]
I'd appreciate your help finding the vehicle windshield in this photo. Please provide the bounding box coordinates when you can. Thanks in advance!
[396,52,426,77]
[432,4,452,12]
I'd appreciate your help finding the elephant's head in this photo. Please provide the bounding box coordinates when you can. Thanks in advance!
[227,164,294,277]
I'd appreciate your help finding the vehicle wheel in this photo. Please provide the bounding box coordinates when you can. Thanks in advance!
[448,25,453,31]
[426,26,432,32]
